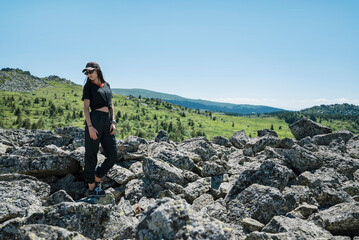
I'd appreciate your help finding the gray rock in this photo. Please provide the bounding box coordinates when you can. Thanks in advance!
[347,135,359,159]
[210,175,232,199]
[229,130,253,149]
[117,136,148,158]
[125,178,151,205]
[50,174,86,200]
[285,203,318,219]
[0,151,81,177]
[245,231,292,239]
[202,161,226,176]
[354,169,359,182]
[201,198,228,222]
[192,193,214,211]
[226,161,294,202]
[312,130,354,146]
[297,168,348,189]
[262,215,333,239]
[45,189,74,206]
[315,150,359,179]
[54,126,85,141]
[309,201,359,237]
[278,137,296,149]
[212,136,232,147]
[155,129,169,143]
[241,218,265,233]
[273,145,323,174]
[184,177,212,203]
[0,173,50,224]
[289,117,332,140]
[297,168,352,208]
[163,182,185,195]
[342,180,359,196]
[182,169,200,182]
[252,136,280,154]
[142,157,185,185]
[1,201,137,240]
[257,129,278,138]
[136,198,237,240]
[178,136,218,163]
[107,164,136,185]
[227,184,292,224]
[16,224,89,240]
[128,160,144,178]
[148,141,194,171]
[282,185,318,207]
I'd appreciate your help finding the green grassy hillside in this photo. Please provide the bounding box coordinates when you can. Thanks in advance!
[1,68,358,141]
[0,79,294,141]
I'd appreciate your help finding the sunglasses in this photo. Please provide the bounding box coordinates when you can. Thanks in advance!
[84,70,95,75]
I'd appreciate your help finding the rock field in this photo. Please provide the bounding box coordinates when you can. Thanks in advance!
[0,117,359,239]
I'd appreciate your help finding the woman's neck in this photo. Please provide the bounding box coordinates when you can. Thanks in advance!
[91,78,100,84]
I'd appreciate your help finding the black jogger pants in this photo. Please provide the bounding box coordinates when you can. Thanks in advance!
[84,110,118,183]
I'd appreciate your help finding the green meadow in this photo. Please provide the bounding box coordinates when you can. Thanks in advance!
[1,79,357,142]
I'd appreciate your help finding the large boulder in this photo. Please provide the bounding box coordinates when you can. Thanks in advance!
[44,190,74,206]
[148,141,195,171]
[136,198,238,240]
[3,224,89,240]
[142,157,185,185]
[226,161,294,202]
[261,215,333,239]
[226,184,294,224]
[0,128,72,147]
[125,178,153,205]
[309,201,359,237]
[0,201,138,240]
[0,147,81,177]
[0,174,50,224]
[184,177,212,203]
[272,145,323,174]
[297,168,353,208]
[229,130,253,149]
[347,135,359,159]
[212,136,232,147]
[106,164,136,185]
[312,130,354,146]
[289,117,332,140]
[177,136,218,163]
[155,129,169,143]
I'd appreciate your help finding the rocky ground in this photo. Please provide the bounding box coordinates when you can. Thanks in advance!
[0,117,359,239]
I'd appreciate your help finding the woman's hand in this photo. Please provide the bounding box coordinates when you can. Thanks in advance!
[110,123,116,135]
[89,126,99,140]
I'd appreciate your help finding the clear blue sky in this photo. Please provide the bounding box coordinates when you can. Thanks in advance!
[1,0,358,110]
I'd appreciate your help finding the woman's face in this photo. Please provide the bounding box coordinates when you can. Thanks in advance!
[87,70,98,81]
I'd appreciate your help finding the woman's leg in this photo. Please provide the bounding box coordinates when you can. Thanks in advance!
[84,111,103,189]
[96,117,118,179]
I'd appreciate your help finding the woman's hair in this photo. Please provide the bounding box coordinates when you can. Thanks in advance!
[83,68,106,85]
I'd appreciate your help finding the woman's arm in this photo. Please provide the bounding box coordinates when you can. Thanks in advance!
[109,102,116,135]
[84,99,98,140]
[110,102,115,122]
[84,99,92,126]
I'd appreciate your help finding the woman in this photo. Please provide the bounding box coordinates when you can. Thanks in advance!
[81,61,118,196]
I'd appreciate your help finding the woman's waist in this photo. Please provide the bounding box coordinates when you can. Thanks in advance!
[94,106,109,112]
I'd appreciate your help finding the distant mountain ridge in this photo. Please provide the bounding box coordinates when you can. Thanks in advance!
[111,88,285,115]
[300,103,359,117]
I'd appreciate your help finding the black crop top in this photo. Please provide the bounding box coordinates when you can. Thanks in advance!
[81,80,113,111]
